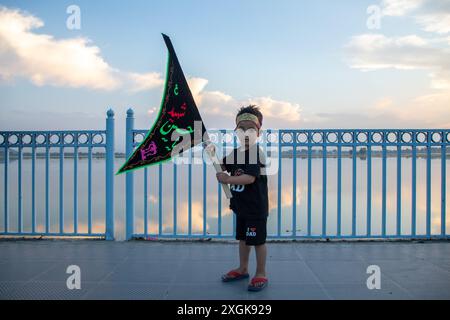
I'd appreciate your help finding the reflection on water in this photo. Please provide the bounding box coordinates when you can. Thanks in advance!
[0,153,448,240]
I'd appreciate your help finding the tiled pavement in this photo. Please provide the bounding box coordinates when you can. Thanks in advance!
[0,240,449,300]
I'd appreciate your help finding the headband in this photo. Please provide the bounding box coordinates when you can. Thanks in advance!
[235,113,261,129]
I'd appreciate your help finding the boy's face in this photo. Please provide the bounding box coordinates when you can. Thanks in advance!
[235,120,260,149]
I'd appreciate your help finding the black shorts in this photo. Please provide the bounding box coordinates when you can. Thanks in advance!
[235,214,267,246]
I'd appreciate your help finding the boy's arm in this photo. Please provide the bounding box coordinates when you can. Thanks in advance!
[227,174,255,185]
[216,159,260,185]
[216,173,255,185]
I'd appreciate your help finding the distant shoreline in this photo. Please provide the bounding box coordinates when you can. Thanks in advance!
[0,147,448,161]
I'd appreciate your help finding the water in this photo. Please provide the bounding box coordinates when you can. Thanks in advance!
[0,149,449,240]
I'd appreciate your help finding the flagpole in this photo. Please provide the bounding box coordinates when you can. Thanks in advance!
[203,141,233,199]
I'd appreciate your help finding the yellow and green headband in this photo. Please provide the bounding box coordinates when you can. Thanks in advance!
[235,113,261,129]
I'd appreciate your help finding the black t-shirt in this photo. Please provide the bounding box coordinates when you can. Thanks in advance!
[221,144,268,220]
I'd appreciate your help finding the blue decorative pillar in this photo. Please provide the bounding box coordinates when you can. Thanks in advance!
[125,108,135,240]
[105,109,115,240]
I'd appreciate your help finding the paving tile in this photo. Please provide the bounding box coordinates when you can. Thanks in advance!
[266,244,303,261]
[0,247,68,262]
[322,279,412,300]
[103,261,179,283]
[0,240,449,299]
[2,281,96,300]
[185,244,239,261]
[174,261,233,284]
[405,284,450,300]
[167,282,248,300]
[369,260,450,288]
[266,261,319,284]
[412,244,450,260]
[353,243,421,260]
[128,242,190,261]
[84,282,169,300]
[295,244,365,261]
[61,243,132,261]
[0,281,26,299]
[427,259,450,272]
[35,260,122,282]
[0,261,55,281]
[306,260,370,284]
[247,283,330,300]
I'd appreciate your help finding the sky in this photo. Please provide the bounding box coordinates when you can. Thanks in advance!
[0,0,449,152]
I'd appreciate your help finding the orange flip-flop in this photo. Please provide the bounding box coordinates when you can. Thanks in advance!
[221,270,250,282]
[248,277,268,291]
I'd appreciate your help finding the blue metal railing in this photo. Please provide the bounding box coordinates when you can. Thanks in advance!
[126,108,449,240]
[0,110,115,240]
[0,108,448,241]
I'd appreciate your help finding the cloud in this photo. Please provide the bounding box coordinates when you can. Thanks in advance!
[187,77,209,105]
[368,95,449,128]
[185,77,302,129]
[415,1,450,34]
[381,0,424,16]
[416,11,450,34]
[345,1,450,128]
[372,97,394,111]
[345,33,450,89]
[299,95,450,129]
[127,72,164,92]
[0,0,304,132]
[0,7,119,90]
[0,6,163,92]
[343,31,450,127]
[406,92,450,127]
[246,96,302,123]
[381,0,450,34]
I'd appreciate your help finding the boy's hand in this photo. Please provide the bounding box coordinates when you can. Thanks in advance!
[216,172,230,184]
[203,141,216,157]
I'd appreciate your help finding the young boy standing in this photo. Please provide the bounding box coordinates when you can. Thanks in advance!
[216,105,269,292]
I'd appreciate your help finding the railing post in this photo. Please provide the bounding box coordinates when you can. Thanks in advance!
[105,109,115,240]
[125,108,135,240]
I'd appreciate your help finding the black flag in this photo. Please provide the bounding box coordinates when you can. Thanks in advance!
[117,34,208,175]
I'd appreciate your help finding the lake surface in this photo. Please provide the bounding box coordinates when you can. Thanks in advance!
[0,153,448,240]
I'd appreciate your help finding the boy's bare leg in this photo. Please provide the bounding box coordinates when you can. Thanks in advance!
[254,244,267,278]
[237,240,251,273]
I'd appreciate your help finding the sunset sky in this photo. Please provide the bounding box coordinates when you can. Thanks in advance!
[0,0,449,151]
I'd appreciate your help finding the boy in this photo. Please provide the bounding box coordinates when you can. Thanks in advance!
[216,105,269,292]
